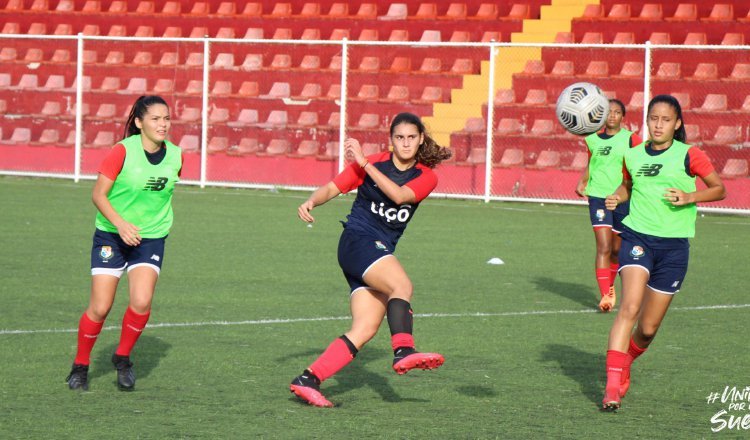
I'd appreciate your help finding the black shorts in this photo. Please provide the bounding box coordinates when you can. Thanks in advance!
[337,228,394,294]
[618,234,689,294]
[588,197,629,234]
[90,229,166,278]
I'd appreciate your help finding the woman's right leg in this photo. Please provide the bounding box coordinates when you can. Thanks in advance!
[593,227,615,311]
[602,266,649,409]
[290,289,386,407]
[67,275,119,390]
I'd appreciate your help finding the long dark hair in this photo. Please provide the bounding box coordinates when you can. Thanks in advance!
[389,112,452,168]
[123,95,169,139]
[647,94,686,143]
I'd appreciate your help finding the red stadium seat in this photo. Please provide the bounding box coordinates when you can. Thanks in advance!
[496,118,523,135]
[295,140,320,157]
[689,63,718,80]
[551,60,575,76]
[93,103,117,119]
[382,85,409,102]
[727,63,750,81]
[721,159,749,178]
[9,128,32,144]
[209,107,230,123]
[153,79,174,94]
[37,129,60,145]
[179,108,201,123]
[522,60,545,75]
[51,49,71,63]
[264,139,291,155]
[472,3,498,20]
[241,54,263,71]
[683,33,707,45]
[178,135,199,153]
[38,101,61,117]
[449,31,470,43]
[257,111,288,128]
[108,25,126,37]
[53,24,73,35]
[30,0,49,12]
[413,3,437,19]
[161,1,180,14]
[356,113,380,129]
[207,137,228,154]
[612,32,635,44]
[554,32,574,43]
[91,131,115,149]
[581,32,603,44]
[415,86,443,103]
[27,23,46,35]
[636,4,662,20]
[523,89,548,105]
[104,51,124,65]
[327,56,342,70]
[227,109,259,127]
[270,54,292,70]
[356,84,379,100]
[243,28,263,39]
[132,51,152,65]
[135,26,154,37]
[189,2,210,15]
[294,111,318,128]
[260,82,291,99]
[695,94,728,112]
[616,61,643,77]
[211,81,232,96]
[358,29,378,41]
[388,57,411,72]
[656,62,680,79]
[584,61,609,77]
[418,58,441,73]
[0,47,16,62]
[503,4,531,20]
[358,56,380,72]
[329,29,350,40]
[159,52,178,66]
[721,33,744,45]
[355,3,376,19]
[466,148,486,164]
[81,24,99,36]
[4,0,23,11]
[189,27,209,38]
[299,55,321,70]
[327,3,348,18]
[215,2,235,16]
[580,4,604,19]
[450,59,473,74]
[388,29,409,41]
[628,92,645,110]
[39,74,65,91]
[481,31,501,42]
[134,1,154,14]
[237,81,259,97]
[326,84,341,100]
[266,3,292,17]
[684,124,701,144]
[295,83,322,99]
[705,126,739,145]
[672,92,691,109]
[300,29,321,40]
[82,1,101,12]
[14,74,38,90]
[529,119,555,136]
[381,3,407,20]
[241,3,262,16]
[494,89,515,105]
[565,152,589,171]
[532,151,561,168]
[124,77,147,94]
[665,4,697,21]
[607,4,631,19]
[702,4,733,22]
[228,138,260,155]
[215,28,235,39]
[443,3,468,20]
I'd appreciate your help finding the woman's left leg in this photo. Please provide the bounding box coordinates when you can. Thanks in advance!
[111,266,158,391]
[363,255,444,374]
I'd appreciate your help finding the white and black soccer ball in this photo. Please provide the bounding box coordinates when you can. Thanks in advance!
[555,82,610,135]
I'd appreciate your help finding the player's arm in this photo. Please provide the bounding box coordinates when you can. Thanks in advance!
[298,182,341,223]
[604,164,632,210]
[665,147,726,206]
[575,160,590,197]
[92,174,141,246]
[344,138,418,204]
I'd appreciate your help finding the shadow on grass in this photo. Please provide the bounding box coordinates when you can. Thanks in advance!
[283,346,429,406]
[455,385,497,398]
[532,276,597,309]
[541,344,605,408]
[90,335,172,382]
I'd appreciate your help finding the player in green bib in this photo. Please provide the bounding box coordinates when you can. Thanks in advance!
[66,96,182,392]
[600,95,726,411]
[576,99,641,312]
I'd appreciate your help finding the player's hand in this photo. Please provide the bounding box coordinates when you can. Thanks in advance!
[664,187,690,206]
[575,181,587,198]
[604,194,620,211]
[298,199,316,223]
[344,138,366,167]
[116,222,141,246]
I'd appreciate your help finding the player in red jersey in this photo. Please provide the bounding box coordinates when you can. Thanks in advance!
[576,99,642,312]
[601,95,725,410]
[290,113,452,407]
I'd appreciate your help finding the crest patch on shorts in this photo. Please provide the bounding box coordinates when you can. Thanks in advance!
[100,245,113,262]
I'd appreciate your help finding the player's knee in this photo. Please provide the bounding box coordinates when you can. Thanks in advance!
[349,325,379,346]
[86,305,111,321]
[389,281,413,301]
[596,241,612,256]
[128,300,151,315]
[618,303,640,320]
[637,325,659,341]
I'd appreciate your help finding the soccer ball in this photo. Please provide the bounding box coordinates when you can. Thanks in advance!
[555,82,610,135]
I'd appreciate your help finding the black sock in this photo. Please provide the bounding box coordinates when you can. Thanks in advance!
[386,298,413,335]
[339,334,359,358]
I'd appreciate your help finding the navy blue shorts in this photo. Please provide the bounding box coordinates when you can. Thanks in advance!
[588,197,629,233]
[618,235,689,294]
[91,229,166,278]
[337,228,394,293]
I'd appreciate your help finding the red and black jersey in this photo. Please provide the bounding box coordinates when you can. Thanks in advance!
[333,152,437,247]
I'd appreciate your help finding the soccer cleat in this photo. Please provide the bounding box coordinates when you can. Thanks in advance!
[620,368,631,397]
[392,349,445,375]
[66,364,89,391]
[111,354,135,391]
[289,371,333,408]
[602,389,621,411]
[598,286,616,312]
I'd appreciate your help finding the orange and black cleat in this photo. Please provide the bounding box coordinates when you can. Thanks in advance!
[598,286,617,312]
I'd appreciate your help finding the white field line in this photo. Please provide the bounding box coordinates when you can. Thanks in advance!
[2,303,748,336]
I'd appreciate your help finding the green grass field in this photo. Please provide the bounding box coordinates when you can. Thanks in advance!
[1,176,748,439]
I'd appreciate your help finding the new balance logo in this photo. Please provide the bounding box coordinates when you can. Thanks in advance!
[635,164,663,177]
[150,254,160,262]
[143,177,168,191]
[597,146,612,156]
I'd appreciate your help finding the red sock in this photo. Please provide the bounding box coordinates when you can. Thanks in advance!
[625,337,647,369]
[74,312,104,365]
[308,338,355,383]
[114,307,150,357]
[605,350,628,394]
[391,333,415,351]
[609,262,619,287]
[596,268,610,297]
